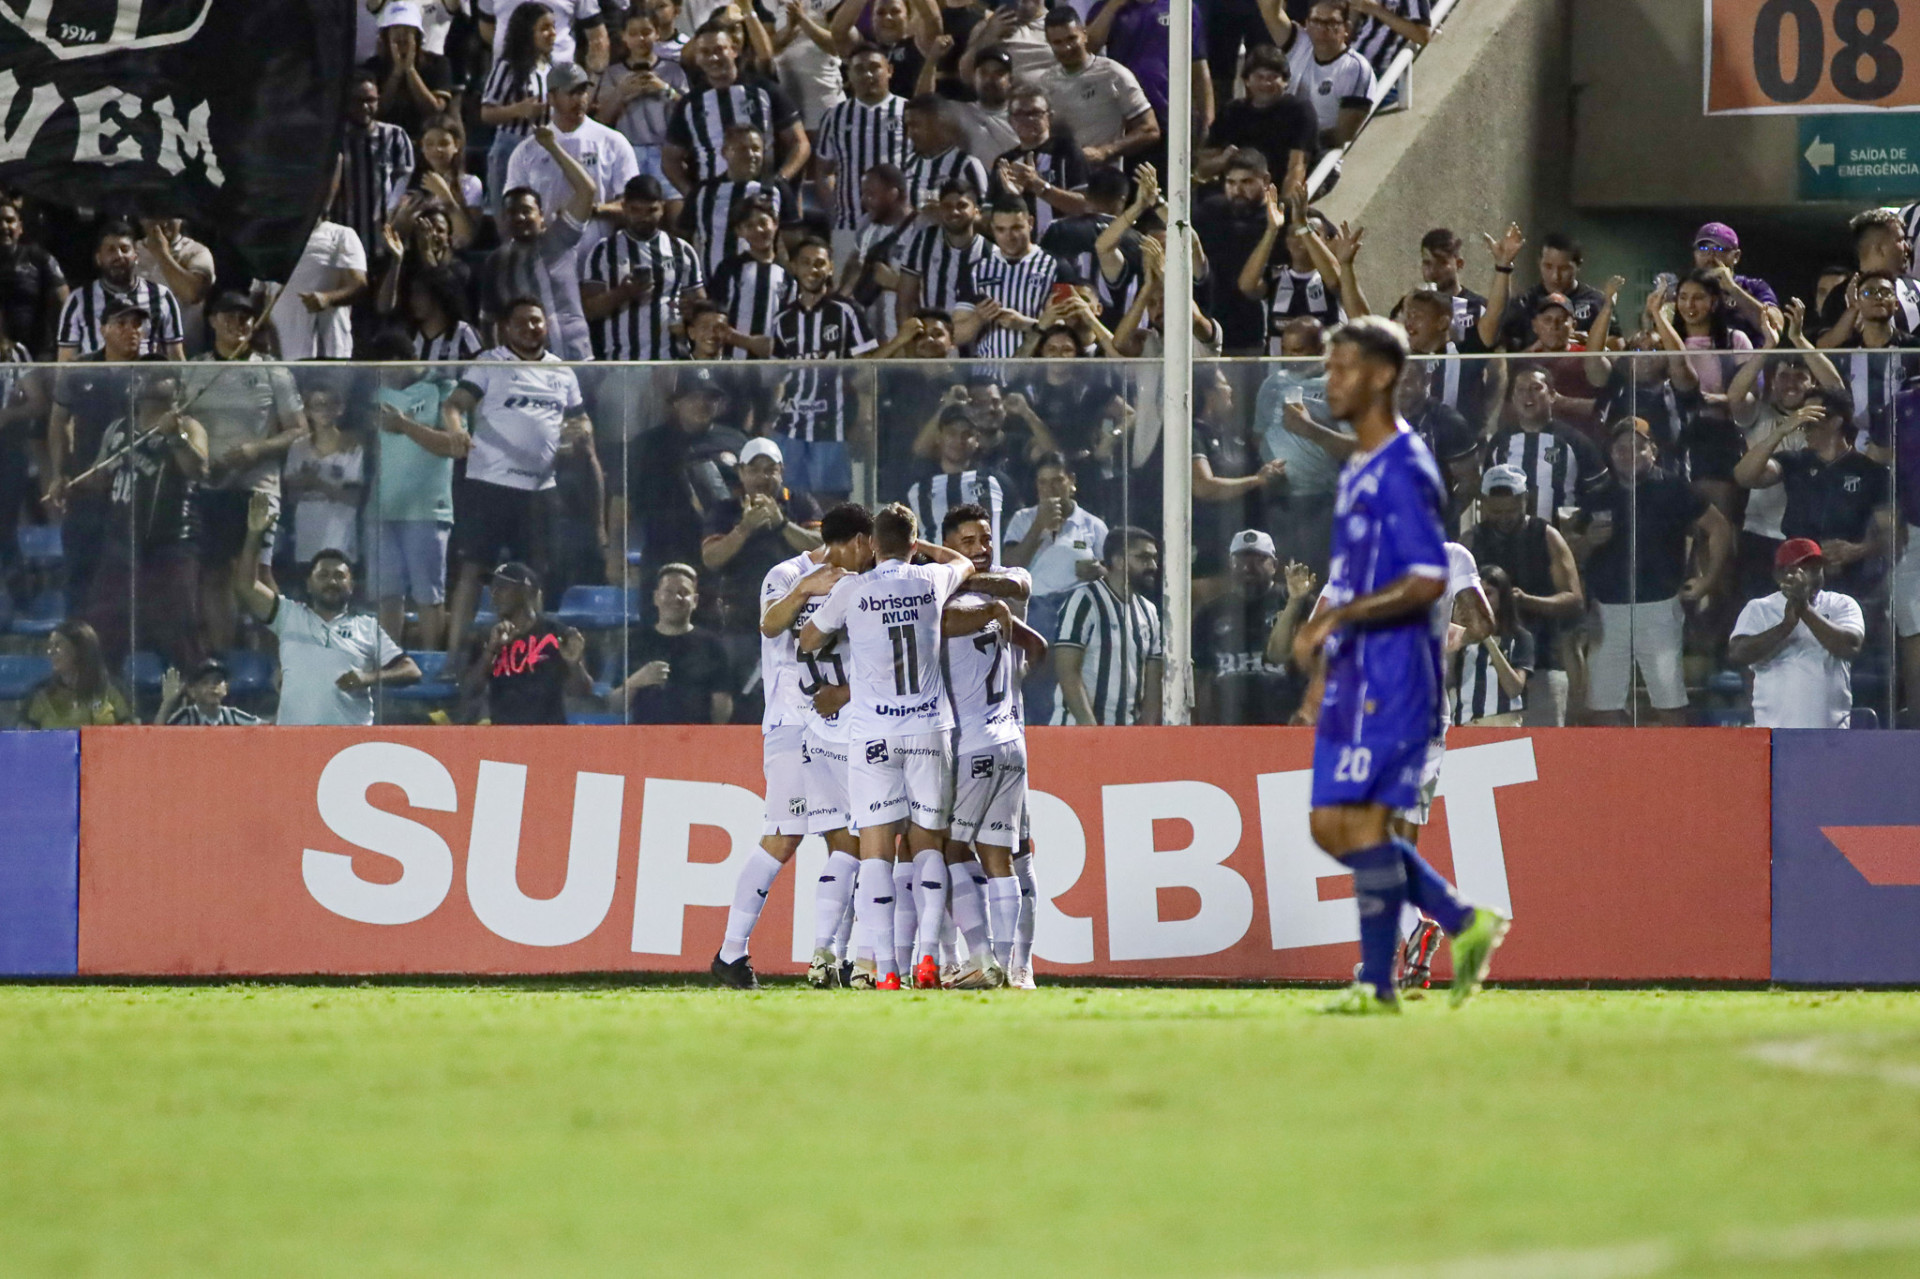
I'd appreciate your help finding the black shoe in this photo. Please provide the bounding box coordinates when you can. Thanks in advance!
[710,952,758,990]
[839,960,855,987]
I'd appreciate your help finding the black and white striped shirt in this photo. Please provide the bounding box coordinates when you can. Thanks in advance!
[904,469,1010,556]
[711,254,793,359]
[903,146,989,211]
[331,121,416,256]
[1485,426,1604,522]
[900,225,989,313]
[481,58,550,142]
[584,228,706,360]
[167,703,266,726]
[1051,578,1162,726]
[816,94,909,230]
[1902,203,1920,251]
[1349,0,1432,76]
[989,140,1087,239]
[689,177,792,277]
[1265,267,1344,352]
[1840,346,1919,449]
[415,322,485,364]
[666,80,802,187]
[56,279,184,356]
[962,244,1059,359]
[771,294,875,440]
[1453,631,1533,725]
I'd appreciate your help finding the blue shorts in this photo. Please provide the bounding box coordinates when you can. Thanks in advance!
[1309,728,1428,812]
[774,436,852,496]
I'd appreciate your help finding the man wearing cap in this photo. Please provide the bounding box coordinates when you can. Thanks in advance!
[1729,540,1865,729]
[1690,221,1779,346]
[365,2,454,138]
[1194,530,1315,725]
[158,658,263,726]
[1467,461,1585,726]
[582,174,706,361]
[506,61,640,238]
[701,437,824,632]
[615,368,750,587]
[1568,418,1732,726]
[460,561,593,724]
[56,221,185,363]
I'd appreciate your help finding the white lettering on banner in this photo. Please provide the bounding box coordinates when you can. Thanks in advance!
[1258,739,1537,950]
[1027,790,1094,963]
[1433,738,1536,916]
[630,779,761,954]
[0,71,224,185]
[1104,781,1254,961]
[466,762,624,947]
[789,834,828,964]
[304,742,457,925]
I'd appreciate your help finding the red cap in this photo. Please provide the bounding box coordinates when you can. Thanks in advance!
[1775,538,1824,569]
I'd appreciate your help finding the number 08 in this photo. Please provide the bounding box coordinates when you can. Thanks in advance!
[1753,0,1904,103]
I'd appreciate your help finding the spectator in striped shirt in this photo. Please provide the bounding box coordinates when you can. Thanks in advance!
[688,124,800,278]
[332,74,417,275]
[158,659,264,727]
[1346,0,1431,78]
[56,222,186,362]
[401,264,486,363]
[480,4,557,219]
[955,197,1061,359]
[663,28,810,197]
[709,195,794,358]
[905,405,1018,555]
[902,94,990,216]
[896,179,988,319]
[1051,524,1162,725]
[841,162,912,341]
[582,174,707,360]
[1484,367,1606,523]
[769,237,879,497]
[813,44,910,258]
[988,88,1092,241]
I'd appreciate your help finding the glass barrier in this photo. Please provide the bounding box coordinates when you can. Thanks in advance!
[1191,349,1907,732]
[0,350,1907,731]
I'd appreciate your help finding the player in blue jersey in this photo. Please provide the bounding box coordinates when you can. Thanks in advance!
[1291,317,1510,1014]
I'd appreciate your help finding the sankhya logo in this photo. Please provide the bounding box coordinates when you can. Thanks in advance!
[0,0,214,61]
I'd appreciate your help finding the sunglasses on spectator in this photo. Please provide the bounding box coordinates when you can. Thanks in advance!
[1695,240,1731,252]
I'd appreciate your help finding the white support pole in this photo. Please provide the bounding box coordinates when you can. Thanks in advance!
[1159,0,1195,725]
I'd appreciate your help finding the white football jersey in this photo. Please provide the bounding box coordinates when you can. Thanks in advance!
[946,569,1031,754]
[758,551,818,733]
[1435,541,1484,642]
[809,557,968,738]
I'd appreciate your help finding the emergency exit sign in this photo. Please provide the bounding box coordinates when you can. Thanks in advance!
[1798,115,1920,200]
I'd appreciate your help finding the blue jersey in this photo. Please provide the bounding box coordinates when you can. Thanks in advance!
[1318,424,1450,757]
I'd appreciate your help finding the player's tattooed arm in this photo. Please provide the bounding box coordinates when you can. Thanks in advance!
[941,598,1006,637]
[963,570,1032,601]
[1008,614,1049,663]
[759,562,843,638]
[913,539,974,576]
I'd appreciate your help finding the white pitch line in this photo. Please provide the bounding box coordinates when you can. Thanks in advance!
[1747,1034,1920,1089]
[1273,1215,1920,1279]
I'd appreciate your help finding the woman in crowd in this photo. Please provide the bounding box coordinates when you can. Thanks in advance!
[412,113,484,245]
[281,381,366,581]
[21,619,132,728]
[479,5,556,219]
[1453,564,1532,727]
[1650,269,1761,519]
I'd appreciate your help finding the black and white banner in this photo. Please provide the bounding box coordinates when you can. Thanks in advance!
[0,0,355,279]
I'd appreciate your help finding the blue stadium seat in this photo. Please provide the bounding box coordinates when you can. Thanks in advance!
[1706,669,1746,698]
[0,653,50,700]
[553,585,634,631]
[9,590,63,636]
[124,651,166,692]
[566,707,625,725]
[472,586,497,630]
[15,523,62,565]
[387,650,456,702]
[222,649,275,697]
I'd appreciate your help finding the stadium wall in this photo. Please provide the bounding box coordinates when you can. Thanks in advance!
[0,730,79,976]
[70,726,1775,982]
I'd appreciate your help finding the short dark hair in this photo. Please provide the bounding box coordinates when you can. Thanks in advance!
[941,502,991,539]
[722,122,764,143]
[821,502,875,544]
[965,371,1004,391]
[987,194,1029,220]
[913,307,952,327]
[1083,167,1131,206]
[1850,208,1904,242]
[1540,231,1584,264]
[1243,44,1289,78]
[1810,386,1855,426]
[790,234,831,259]
[845,41,887,63]
[1106,525,1155,565]
[874,502,918,554]
[502,185,542,208]
[1043,5,1081,28]
[937,176,979,202]
[502,296,546,321]
[906,92,948,116]
[1420,227,1463,256]
[1034,449,1072,476]
[364,329,417,361]
[624,175,665,202]
[96,220,138,247]
[864,161,906,192]
[310,548,353,574]
[728,194,779,230]
[681,298,724,327]
[1223,150,1269,179]
[1330,315,1410,378]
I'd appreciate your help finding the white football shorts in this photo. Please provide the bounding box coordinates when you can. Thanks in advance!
[848,731,955,829]
[951,739,1028,847]
[762,724,810,837]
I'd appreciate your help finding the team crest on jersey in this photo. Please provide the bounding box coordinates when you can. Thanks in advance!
[0,0,212,60]
[970,756,993,779]
[866,741,889,764]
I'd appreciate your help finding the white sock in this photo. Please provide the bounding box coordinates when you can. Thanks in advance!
[833,891,856,961]
[938,910,959,965]
[719,848,783,963]
[950,860,990,957]
[987,876,1019,968]
[912,849,948,964]
[813,850,859,952]
[856,859,897,977]
[1012,851,1037,971]
[892,861,916,976]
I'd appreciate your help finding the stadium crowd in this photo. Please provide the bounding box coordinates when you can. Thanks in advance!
[0,0,1915,733]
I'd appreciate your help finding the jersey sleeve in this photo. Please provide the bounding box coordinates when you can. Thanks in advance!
[1055,586,1095,649]
[1730,596,1773,640]
[1824,592,1867,638]
[760,558,802,621]
[809,574,855,634]
[1380,454,1449,580]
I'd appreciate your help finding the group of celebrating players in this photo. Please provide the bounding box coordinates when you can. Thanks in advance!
[711,314,1510,1012]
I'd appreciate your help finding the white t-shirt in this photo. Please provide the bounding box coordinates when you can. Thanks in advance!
[1003,503,1108,597]
[135,234,215,355]
[1285,38,1377,135]
[1035,56,1152,152]
[484,0,601,68]
[951,101,1018,162]
[809,557,969,738]
[266,221,367,360]
[948,568,1031,753]
[1740,403,1805,540]
[504,117,639,219]
[270,598,403,726]
[758,549,851,742]
[771,0,846,130]
[1434,541,1484,642]
[1732,590,1865,729]
[458,348,585,490]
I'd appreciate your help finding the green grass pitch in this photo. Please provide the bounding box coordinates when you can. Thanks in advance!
[3,984,1920,1277]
